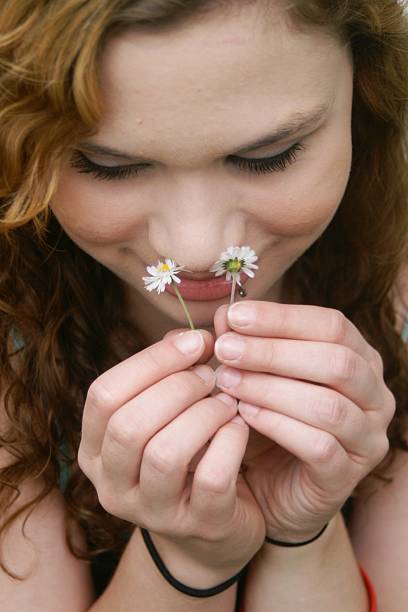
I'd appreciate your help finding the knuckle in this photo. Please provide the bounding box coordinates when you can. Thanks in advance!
[144,346,167,371]
[260,339,275,367]
[86,379,116,417]
[371,349,384,373]
[310,433,338,463]
[376,436,390,463]
[106,414,139,448]
[315,393,346,428]
[194,468,230,495]
[77,446,91,476]
[385,389,396,421]
[275,303,291,330]
[328,346,357,382]
[327,309,348,343]
[144,442,179,475]
[172,370,201,396]
[97,486,119,515]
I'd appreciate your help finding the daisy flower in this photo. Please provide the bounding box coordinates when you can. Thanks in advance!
[143,258,195,329]
[209,245,258,305]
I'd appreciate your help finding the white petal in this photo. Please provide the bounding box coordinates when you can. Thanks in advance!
[210,262,224,273]
[243,268,255,278]
[149,278,163,290]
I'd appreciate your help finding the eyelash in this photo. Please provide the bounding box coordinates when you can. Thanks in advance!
[69,142,305,182]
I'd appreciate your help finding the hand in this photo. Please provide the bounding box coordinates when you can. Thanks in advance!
[213,301,396,542]
[78,329,265,585]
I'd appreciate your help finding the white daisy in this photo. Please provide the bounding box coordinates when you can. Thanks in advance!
[209,245,258,305]
[209,246,258,283]
[142,258,195,329]
[143,258,184,294]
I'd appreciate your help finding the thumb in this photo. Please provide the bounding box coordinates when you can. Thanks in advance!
[163,328,215,364]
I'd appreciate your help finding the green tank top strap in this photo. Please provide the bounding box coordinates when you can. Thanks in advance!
[402,311,408,343]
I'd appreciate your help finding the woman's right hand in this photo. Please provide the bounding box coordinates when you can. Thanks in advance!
[78,329,265,586]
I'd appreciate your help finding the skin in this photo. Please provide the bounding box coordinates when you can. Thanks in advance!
[59,0,394,574]
[52,2,353,339]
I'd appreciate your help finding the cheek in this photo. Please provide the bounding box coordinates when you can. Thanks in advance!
[51,171,143,245]
[249,130,352,238]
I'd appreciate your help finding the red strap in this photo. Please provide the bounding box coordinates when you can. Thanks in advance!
[359,565,377,612]
[238,564,376,611]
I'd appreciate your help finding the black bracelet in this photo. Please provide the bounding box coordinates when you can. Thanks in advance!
[265,523,328,547]
[141,528,248,598]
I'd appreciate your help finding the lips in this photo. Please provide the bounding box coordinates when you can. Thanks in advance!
[165,272,249,301]
[177,271,215,281]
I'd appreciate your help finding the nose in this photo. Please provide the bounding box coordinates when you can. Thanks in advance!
[146,173,245,270]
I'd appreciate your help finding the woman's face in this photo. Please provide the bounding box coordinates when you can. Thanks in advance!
[52,2,353,333]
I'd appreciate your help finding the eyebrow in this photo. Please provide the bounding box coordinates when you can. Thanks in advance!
[78,101,331,162]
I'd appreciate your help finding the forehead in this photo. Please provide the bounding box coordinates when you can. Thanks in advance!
[95,3,347,160]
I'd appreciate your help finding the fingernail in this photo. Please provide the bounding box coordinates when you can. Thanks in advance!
[216,366,241,389]
[228,303,256,327]
[216,393,237,408]
[215,335,245,360]
[238,401,260,417]
[173,330,203,354]
[193,365,215,383]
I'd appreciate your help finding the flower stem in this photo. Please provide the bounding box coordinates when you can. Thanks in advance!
[230,274,237,305]
[172,282,195,330]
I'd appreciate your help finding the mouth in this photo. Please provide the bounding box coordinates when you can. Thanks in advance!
[177,271,215,281]
[165,272,250,302]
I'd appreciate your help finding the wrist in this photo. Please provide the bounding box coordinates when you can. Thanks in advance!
[260,515,337,563]
[265,522,329,546]
[141,529,246,590]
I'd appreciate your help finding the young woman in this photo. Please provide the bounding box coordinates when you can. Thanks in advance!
[1,1,407,610]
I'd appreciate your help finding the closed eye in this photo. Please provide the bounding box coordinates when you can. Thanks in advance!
[70,142,305,182]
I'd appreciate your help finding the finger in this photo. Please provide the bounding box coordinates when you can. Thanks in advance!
[214,333,381,410]
[215,367,370,458]
[226,302,378,366]
[163,328,214,364]
[189,414,250,533]
[139,394,238,506]
[100,365,215,492]
[237,402,357,494]
[81,330,212,460]
[214,304,230,338]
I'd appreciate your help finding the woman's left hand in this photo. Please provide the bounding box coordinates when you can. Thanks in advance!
[213,301,396,542]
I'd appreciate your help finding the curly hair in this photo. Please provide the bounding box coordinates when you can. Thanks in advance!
[0,0,407,584]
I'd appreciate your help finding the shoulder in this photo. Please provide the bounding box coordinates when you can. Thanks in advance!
[347,448,408,609]
[0,357,94,607]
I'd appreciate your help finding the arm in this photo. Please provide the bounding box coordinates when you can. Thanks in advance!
[90,526,238,612]
[0,478,238,612]
[0,361,240,612]
[240,512,369,612]
[348,448,408,611]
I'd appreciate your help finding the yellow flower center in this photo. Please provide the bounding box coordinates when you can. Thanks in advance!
[159,263,171,272]
[226,258,243,273]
